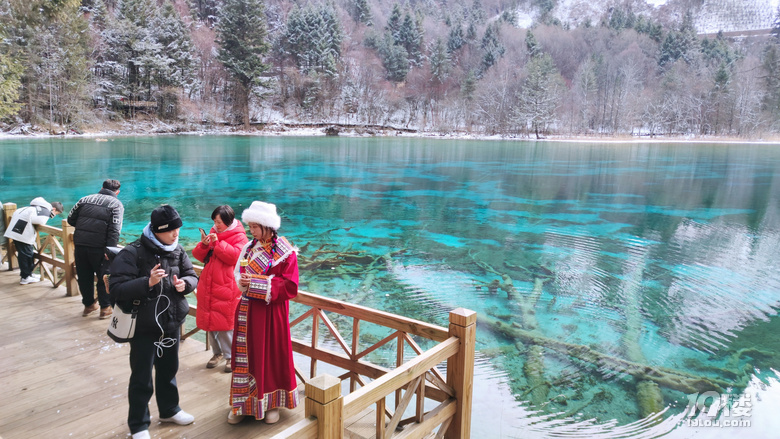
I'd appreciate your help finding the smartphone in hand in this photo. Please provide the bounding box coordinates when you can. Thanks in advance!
[199,227,207,238]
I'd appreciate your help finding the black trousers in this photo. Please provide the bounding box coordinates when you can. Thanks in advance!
[15,241,35,279]
[127,331,182,434]
[75,246,110,308]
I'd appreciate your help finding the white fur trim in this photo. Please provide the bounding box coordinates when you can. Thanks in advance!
[264,275,274,304]
[242,201,281,230]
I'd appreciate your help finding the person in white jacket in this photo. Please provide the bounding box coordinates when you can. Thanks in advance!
[3,197,63,284]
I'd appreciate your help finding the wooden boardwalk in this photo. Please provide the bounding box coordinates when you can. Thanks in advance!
[0,268,306,439]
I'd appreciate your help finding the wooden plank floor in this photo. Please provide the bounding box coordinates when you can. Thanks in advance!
[0,267,307,439]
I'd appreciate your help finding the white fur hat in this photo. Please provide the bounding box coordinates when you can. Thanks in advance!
[242,201,281,230]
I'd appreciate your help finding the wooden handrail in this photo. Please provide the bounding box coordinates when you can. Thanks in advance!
[343,337,459,420]
[292,291,450,343]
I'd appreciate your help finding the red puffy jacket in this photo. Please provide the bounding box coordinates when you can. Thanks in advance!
[192,220,249,331]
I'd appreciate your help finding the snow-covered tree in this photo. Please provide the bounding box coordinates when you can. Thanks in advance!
[525,29,540,58]
[386,4,402,41]
[348,0,372,26]
[282,3,342,76]
[514,53,565,138]
[571,57,599,132]
[190,0,221,27]
[0,36,23,120]
[396,11,422,66]
[447,21,465,54]
[95,0,194,119]
[152,3,196,91]
[149,2,196,117]
[216,0,270,128]
[429,38,451,84]
[8,0,91,129]
[380,36,409,82]
[658,12,699,68]
[761,43,780,119]
[479,22,504,76]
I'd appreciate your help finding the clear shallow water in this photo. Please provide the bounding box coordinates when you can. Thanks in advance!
[2,136,780,438]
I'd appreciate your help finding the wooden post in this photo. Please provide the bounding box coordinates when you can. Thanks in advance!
[61,219,79,297]
[445,308,476,439]
[3,203,17,271]
[305,374,343,439]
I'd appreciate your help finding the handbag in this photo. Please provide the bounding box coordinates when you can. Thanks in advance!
[107,300,141,343]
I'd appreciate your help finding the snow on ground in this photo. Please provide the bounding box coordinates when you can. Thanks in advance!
[513,0,777,32]
[647,0,669,6]
[695,0,778,34]
[2,124,779,145]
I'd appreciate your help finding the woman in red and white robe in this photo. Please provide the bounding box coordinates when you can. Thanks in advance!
[228,201,299,425]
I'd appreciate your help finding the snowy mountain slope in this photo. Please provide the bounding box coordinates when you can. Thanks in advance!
[694,0,778,34]
[511,0,778,34]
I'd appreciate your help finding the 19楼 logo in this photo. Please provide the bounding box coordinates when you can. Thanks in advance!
[684,391,752,428]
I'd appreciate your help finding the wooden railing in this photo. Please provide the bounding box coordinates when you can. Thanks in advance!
[278,293,475,439]
[2,201,476,438]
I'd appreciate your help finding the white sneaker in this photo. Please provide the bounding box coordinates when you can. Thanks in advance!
[30,273,41,280]
[160,410,194,425]
[131,431,150,439]
[20,276,39,285]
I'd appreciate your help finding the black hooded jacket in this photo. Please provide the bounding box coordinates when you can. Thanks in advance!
[67,188,124,247]
[108,233,198,336]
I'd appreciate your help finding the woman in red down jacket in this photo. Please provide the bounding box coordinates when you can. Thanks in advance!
[192,205,248,372]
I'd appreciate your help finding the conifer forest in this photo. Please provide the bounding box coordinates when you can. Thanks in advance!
[2,0,780,138]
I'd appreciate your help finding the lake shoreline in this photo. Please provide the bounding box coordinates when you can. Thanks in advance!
[2,120,780,144]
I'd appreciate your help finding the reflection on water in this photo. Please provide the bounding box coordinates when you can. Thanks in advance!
[2,136,780,437]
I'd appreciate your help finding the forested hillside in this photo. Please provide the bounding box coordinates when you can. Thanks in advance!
[2,0,780,138]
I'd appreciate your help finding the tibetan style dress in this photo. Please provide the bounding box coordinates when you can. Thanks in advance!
[230,236,299,419]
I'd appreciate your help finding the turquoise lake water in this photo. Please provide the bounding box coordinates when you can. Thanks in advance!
[2,136,780,438]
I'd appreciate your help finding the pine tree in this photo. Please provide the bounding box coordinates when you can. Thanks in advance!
[461,70,476,101]
[479,22,504,76]
[0,37,23,120]
[525,29,540,58]
[349,0,372,26]
[515,53,564,138]
[398,11,423,65]
[429,37,451,84]
[105,0,162,103]
[386,4,402,42]
[380,36,409,82]
[660,12,699,67]
[90,0,109,30]
[150,2,196,118]
[469,0,486,24]
[465,21,477,42]
[190,0,220,26]
[15,0,91,129]
[447,21,464,54]
[216,0,271,128]
[762,43,780,117]
[282,3,342,77]
[154,3,196,86]
[701,32,737,69]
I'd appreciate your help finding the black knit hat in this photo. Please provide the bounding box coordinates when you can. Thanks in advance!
[150,205,183,233]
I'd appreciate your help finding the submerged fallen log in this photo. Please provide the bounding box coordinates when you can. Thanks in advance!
[479,313,733,394]
[621,257,665,418]
[519,278,548,404]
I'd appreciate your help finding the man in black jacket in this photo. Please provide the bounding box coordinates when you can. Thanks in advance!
[108,205,198,439]
[67,179,124,318]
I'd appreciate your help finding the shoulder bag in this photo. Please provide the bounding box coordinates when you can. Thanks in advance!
[107,300,141,343]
